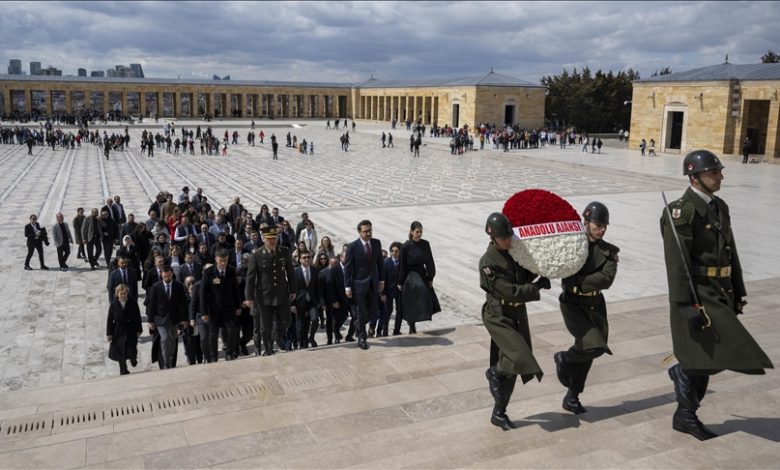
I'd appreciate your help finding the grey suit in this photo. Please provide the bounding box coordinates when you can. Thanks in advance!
[52,222,73,268]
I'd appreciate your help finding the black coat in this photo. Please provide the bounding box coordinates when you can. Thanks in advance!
[200,265,241,325]
[108,267,139,303]
[107,299,142,362]
[179,262,203,282]
[145,280,187,326]
[399,239,440,322]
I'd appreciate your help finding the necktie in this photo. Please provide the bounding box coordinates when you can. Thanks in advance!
[708,199,719,215]
[122,269,127,284]
[220,270,224,278]
[165,283,171,299]
[364,242,371,259]
[304,268,310,285]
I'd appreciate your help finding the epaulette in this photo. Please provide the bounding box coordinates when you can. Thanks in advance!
[597,239,620,258]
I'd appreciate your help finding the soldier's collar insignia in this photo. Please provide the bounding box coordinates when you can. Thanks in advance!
[482,267,492,276]
[672,208,681,219]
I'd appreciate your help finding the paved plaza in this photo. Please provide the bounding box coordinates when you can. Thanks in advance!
[1,119,779,390]
[0,118,778,468]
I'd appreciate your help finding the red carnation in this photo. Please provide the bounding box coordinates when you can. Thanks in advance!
[502,189,588,278]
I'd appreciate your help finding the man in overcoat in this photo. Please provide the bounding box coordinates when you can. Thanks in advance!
[660,149,773,440]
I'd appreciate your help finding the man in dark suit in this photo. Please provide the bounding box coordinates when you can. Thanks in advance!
[179,252,203,282]
[271,207,284,227]
[318,255,348,344]
[99,208,119,267]
[24,214,49,270]
[113,195,127,225]
[102,198,122,228]
[143,255,166,303]
[200,249,242,361]
[145,266,187,369]
[108,257,139,303]
[197,223,216,253]
[344,220,385,350]
[293,251,320,348]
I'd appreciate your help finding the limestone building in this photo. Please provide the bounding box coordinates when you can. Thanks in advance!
[629,63,780,160]
[0,70,544,129]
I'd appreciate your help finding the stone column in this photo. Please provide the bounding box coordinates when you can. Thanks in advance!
[140,91,147,117]
[45,91,53,115]
[206,93,214,117]
[405,96,410,122]
[421,96,428,124]
[3,89,12,115]
[764,99,779,159]
[64,89,72,114]
[121,91,128,116]
[102,91,109,115]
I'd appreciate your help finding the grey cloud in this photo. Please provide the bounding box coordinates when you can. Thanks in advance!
[1,1,778,83]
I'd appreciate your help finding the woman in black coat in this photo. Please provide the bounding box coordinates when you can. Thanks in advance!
[106,284,143,375]
[398,221,441,334]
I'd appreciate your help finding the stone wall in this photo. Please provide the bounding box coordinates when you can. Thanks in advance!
[630,80,780,159]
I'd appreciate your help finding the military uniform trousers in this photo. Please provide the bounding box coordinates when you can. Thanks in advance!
[253,303,291,352]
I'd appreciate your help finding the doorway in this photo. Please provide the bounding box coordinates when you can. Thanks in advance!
[742,100,770,154]
[665,111,684,150]
[504,105,515,126]
[452,103,460,128]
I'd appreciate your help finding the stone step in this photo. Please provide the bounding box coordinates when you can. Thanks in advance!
[0,283,776,469]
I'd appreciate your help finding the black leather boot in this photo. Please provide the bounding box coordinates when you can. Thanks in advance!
[554,351,570,388]
[562,360,591,414]
[562,389,586,414]
[669,365,717,441]
[672,405,718,441]
[485,366,503,403]
[490,374,517,431]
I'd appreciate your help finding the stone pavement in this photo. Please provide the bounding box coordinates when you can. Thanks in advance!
[0,278,776,469]
[0,119,778,393]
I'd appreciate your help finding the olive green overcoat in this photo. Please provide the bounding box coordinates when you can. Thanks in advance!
[560,239,619,353]
[660,187,772,372]
[479,242,543,382]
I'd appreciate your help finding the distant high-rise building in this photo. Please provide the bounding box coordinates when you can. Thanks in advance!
[78,68,87,77]
[90,70,105,77]
[8,59,22,75]
[30,61,42,75]
[130,63,144,78]
[40,66,62,76]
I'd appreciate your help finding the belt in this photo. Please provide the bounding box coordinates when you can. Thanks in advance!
[693,265,731,278]
[568,286,601,296]
[500,299,524,307]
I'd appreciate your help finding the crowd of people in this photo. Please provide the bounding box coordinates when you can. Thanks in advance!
[23,187,440,375]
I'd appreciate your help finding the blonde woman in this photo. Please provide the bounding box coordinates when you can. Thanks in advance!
[106,284,143,375]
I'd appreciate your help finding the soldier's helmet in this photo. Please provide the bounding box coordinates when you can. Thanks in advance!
[683,149,724,176]
[582,202,609,225]
[485,212,514,238]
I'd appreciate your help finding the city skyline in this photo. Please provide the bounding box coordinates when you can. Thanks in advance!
[1,1,778,83]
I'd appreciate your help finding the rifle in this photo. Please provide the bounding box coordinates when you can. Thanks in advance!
[661,192,712,330]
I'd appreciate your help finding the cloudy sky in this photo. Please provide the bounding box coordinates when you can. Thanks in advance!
[1,1,778,83]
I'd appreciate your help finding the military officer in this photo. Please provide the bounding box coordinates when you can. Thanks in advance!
[661,149,773,440]
[554,202,619,414]
[480,212,549,430]
[245,226,297,356]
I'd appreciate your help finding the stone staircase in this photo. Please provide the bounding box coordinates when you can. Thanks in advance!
[0,279,777,469]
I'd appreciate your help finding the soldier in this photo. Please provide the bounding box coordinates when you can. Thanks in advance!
[661,150,773,440]
[480,212,549,430]
[554,202,619,414]
[245,226,297,356]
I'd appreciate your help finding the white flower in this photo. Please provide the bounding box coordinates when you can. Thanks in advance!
[509,232,588,279]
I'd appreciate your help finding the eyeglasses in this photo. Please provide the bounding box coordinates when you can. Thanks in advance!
[300,256,311,260]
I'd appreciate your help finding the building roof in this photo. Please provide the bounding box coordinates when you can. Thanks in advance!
[637,63,780,83]
[358,70,542,88]
[0,70,542,89]
[0,74,353,89]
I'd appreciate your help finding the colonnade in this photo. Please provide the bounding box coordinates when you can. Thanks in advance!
[0,86,350,119]
[357,94,439,125]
